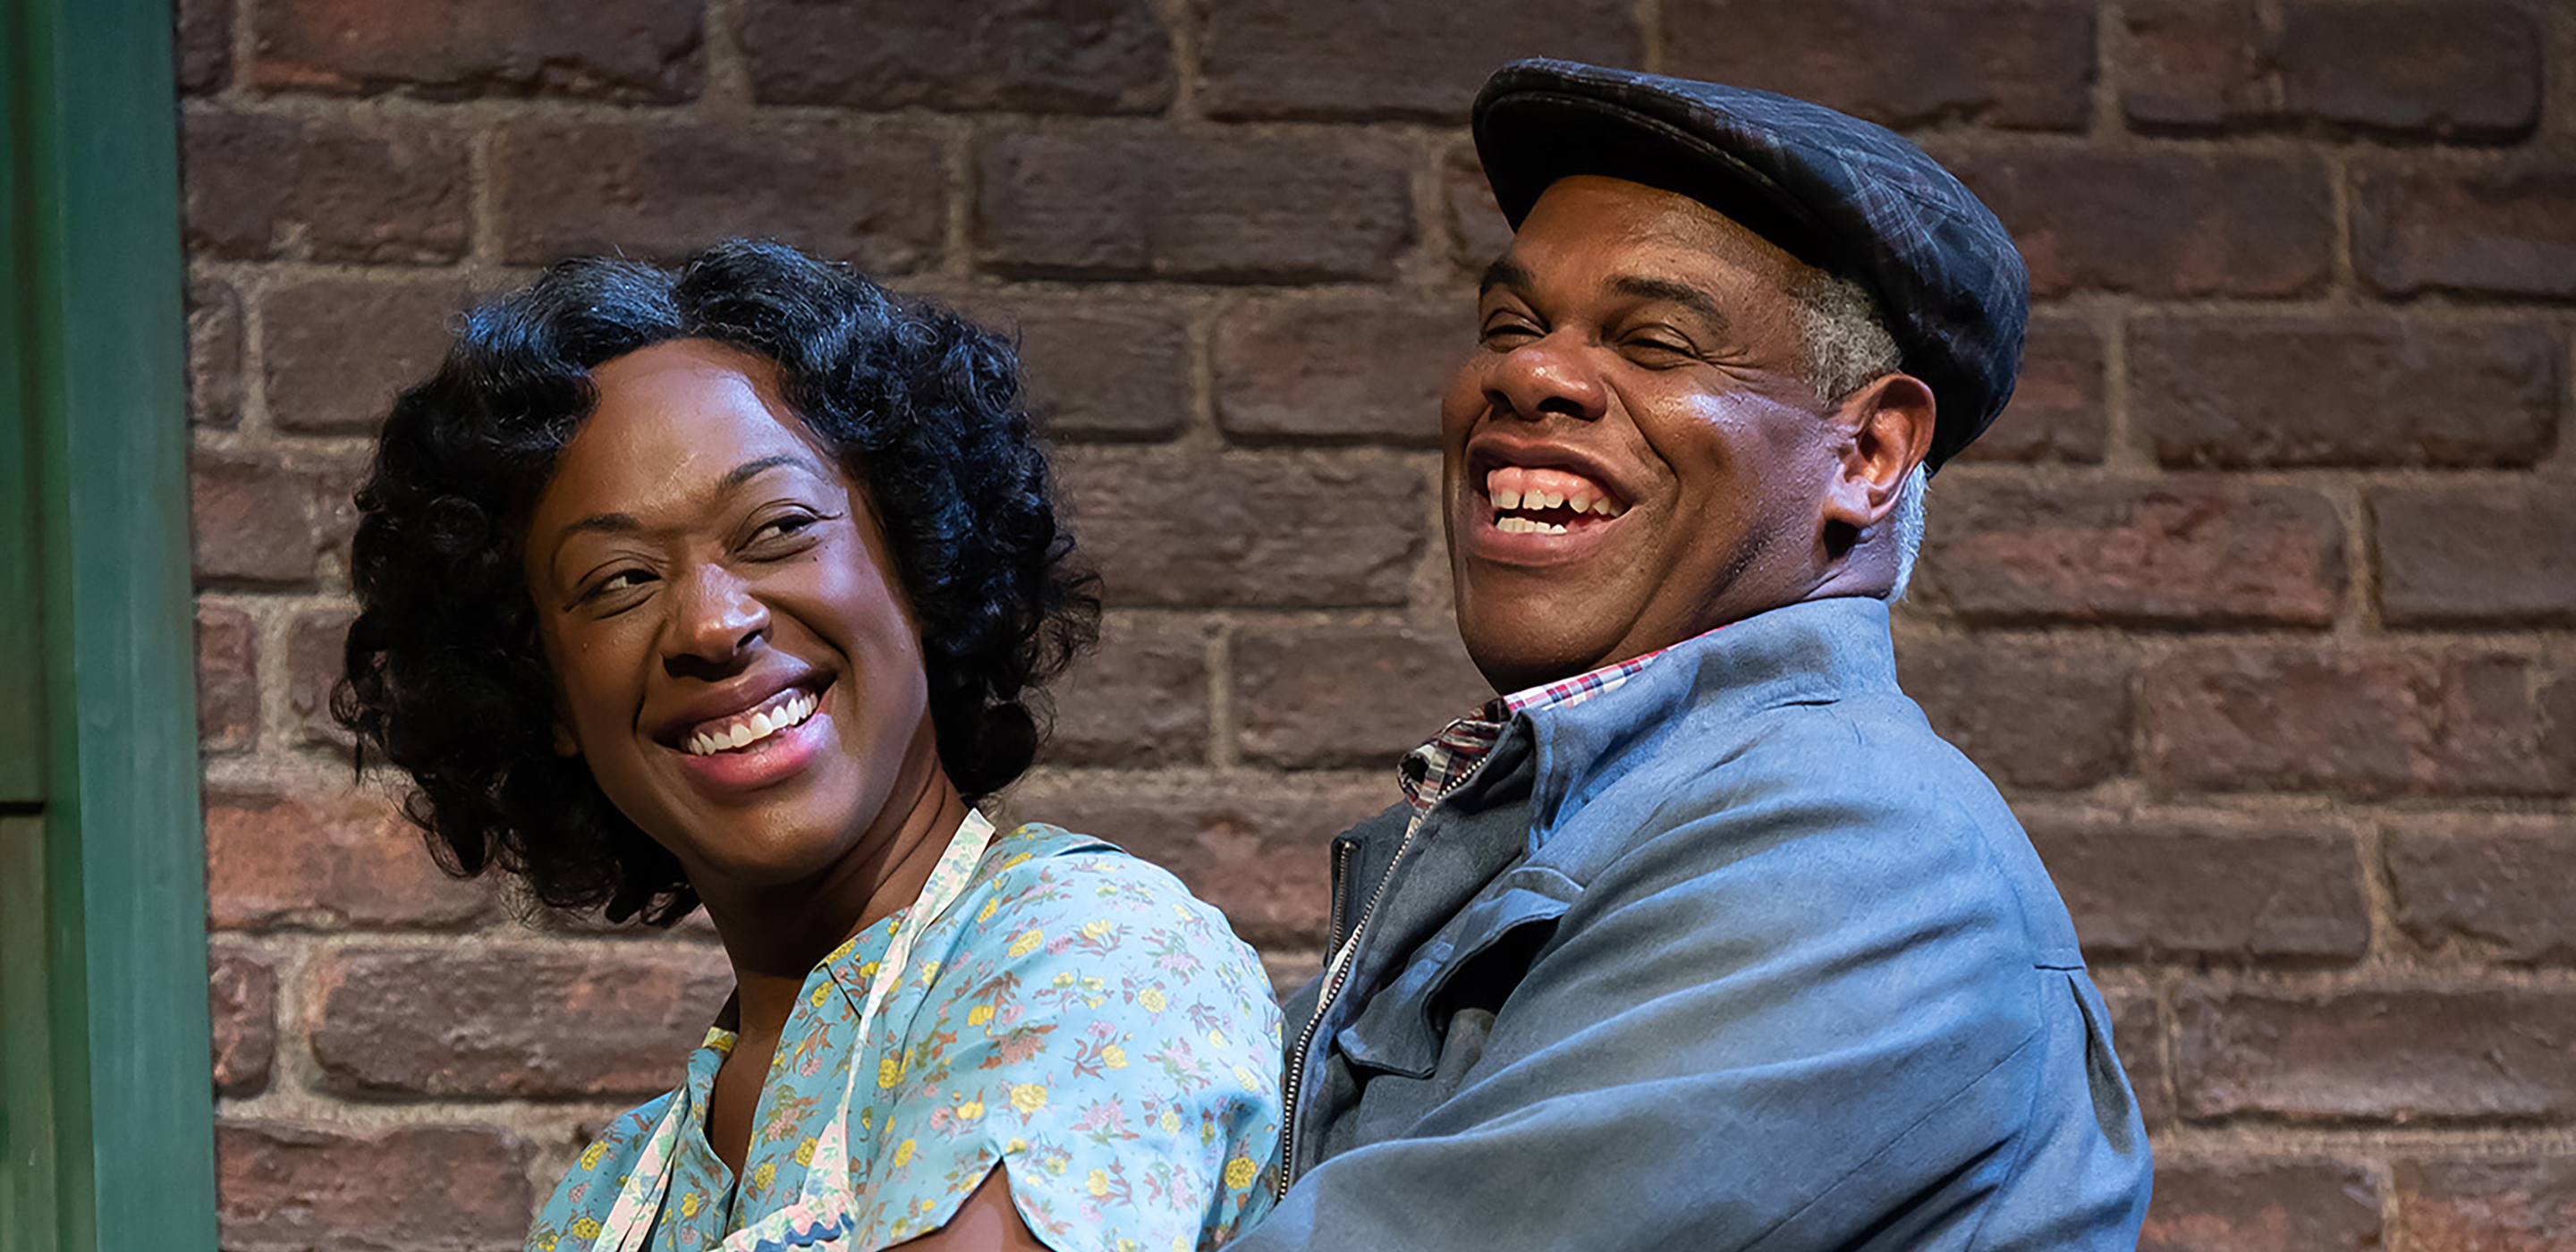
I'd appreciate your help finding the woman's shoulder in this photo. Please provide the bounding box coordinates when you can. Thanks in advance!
[928,819,1276,1017]
[526,1084,690,1248]
[962,821,1242,935]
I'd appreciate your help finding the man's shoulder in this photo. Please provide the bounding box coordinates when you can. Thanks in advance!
[1557,689,2085,969]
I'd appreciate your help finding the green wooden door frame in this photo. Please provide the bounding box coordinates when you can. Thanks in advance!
[1,0,219,1247]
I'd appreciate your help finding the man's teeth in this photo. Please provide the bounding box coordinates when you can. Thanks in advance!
[683,689,819,757]
[1496,516,1571,535]
[1486,466,1625,523]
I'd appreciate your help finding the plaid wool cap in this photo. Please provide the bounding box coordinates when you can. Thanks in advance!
[1471,58,2029,472]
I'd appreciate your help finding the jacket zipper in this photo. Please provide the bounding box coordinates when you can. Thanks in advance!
[1324,839,1355,951]
[1275,817,1427,1199]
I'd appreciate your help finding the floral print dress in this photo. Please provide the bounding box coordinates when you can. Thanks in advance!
[528,820,1284,1252]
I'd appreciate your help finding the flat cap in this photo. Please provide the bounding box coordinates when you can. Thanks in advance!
[1472,58,2029,472]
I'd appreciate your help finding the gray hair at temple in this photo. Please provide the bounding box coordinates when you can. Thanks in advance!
[1792,271,1926,601]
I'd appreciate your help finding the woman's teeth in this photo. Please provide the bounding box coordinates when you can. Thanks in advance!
[682,689,818,757]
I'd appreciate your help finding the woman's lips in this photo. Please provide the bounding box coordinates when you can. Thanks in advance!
[669,702,831,793]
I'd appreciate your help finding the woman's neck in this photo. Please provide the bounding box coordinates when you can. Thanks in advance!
[696,731,971,1046]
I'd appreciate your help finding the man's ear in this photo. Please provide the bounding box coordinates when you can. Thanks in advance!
[1821,372,1937,533]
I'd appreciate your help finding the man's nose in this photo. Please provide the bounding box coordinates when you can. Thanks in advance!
[665,563,768,671]
[1484,332,1608,423]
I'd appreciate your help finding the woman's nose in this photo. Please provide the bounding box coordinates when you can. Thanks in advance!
[1485,332,1608,423]
[665,563,768,670]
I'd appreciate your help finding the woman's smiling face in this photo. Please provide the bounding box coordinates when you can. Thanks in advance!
[522,338,939,894]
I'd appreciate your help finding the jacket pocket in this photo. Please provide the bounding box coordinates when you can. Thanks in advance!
[1335,867,1579,1080]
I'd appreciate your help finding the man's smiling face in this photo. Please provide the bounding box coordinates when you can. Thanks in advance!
[1444,174,1851,693]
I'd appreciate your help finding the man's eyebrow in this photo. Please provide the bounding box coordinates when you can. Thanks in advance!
[1479,257,1534,296]
[1608,275,1731,332]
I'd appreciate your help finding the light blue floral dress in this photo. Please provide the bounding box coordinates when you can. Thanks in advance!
[528,820,1283,1252]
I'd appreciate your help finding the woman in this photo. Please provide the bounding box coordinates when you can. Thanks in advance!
[335,241,1281,1252]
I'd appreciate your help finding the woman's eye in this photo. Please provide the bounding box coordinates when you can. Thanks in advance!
[755,513,818,544]
[584,568,654,603]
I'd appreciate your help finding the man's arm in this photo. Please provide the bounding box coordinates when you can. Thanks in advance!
[1231,772,2148,1252]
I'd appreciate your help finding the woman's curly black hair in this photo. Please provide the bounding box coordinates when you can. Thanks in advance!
[334,240,1099,926]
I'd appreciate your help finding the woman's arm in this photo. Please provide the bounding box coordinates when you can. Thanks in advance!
[897,1167,1048,1252]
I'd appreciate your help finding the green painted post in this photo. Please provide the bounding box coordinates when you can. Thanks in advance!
[0,0,218,1246]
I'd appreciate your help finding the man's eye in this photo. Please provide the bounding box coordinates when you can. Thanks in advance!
[1623,337,1697,362]
[1480,322,1539,346]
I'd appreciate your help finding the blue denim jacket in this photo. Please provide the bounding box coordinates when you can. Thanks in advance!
[1229,596,2151,1251]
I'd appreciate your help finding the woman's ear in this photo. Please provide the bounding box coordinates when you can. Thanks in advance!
[1821,372,1936,533]
[554,717,581,757]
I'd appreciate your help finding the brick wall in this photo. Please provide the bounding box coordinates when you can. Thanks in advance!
[178,1,2576,1248]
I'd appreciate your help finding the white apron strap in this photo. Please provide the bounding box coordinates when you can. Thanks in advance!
[593,809,1002,1252]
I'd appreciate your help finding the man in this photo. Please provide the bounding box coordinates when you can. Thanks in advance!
[1227,60,2152,1250]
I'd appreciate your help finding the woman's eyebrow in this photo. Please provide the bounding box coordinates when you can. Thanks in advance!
[548,453,827,578]
[716,453,824,494]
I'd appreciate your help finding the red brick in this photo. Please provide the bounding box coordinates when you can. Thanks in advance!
[1958,315,2105,464]
[976,127,1416,283]
[2398,1158,2576,1252]
[2140,1157,2381,1252]
[209,943,276,1096]
[1005,774,1393,949]
[2021,810,2368,963]
[1946,149,2333,298]
[1201,0,1636,121]
[1261,949,1325,998]
[206,786,496,929]
[182,109,469,263]
[1057,452,1428,607]
[739,0,1171,113]
[1912,478,2346,628]
[252,0,702,101]
[2146,647,2562,799]
[2547,671,2576,793]
[187,275,244,428]
[262,275,467,435]
[2106,986,2172,1129]
[177,0,232,93]
[2357,156,2576,300]
[2374,486,2576,627]
[285,607,354,749]
[1215,295,1461,447]
[1233,624,1489,769]
[2131,315,2558,469]
[191,447,323,587]
[1668,0,2095,131]
[309,943,731,1097]
[943,291,1192,442]
[2122,0,2539,140]
[1443,142,1514,277]
[217,1121,533,1252]
[196,604,258,753]
[1041,616,1209,767]
[1894,636,2132,790]
[2386,815,2576,966]
[493,120,946,271]
[2176,986,2576,1121]
[310,451,372,573]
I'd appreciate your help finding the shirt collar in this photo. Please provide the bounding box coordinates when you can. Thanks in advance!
[1398,627,1714,816]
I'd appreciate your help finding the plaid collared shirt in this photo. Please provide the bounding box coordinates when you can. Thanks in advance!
[1396,633,1704,823]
